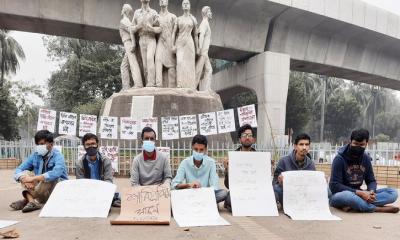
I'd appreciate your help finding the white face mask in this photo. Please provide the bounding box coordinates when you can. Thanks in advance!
[35,144,49,156]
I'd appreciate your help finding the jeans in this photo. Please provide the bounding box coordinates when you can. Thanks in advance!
[330,188,398,212]
[273,184,332,206]
[215,189,228,203]
[224,191,231,209]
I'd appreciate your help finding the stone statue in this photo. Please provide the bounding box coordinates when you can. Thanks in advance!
[132,0,160,87]
[172,0,198,89]
[119,4,143,89]
[196,6,213,92]
[155,0,177,87]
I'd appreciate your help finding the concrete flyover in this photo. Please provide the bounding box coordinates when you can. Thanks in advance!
[2,0,400,145]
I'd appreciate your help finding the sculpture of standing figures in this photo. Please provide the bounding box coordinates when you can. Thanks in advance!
[119,4,143,89]
[155,0,177,87]
[132,0,160,87]
[172,0,198,89]
[196,6,213,92]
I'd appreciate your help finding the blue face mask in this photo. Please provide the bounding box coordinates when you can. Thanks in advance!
[36,144,49,156]
[142,140,155,153]
[192,150,205,161]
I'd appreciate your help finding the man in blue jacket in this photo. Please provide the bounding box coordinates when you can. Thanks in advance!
[329,129,399,213]
[10,130,68,213]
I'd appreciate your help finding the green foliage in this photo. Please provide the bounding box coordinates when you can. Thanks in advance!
[0,30,25,87]
[375,133,390,142]
[0,83,19,140]
[375,112,400,140]
[71,98,104,116]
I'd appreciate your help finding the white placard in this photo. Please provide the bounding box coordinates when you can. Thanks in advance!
[179,115,198,138]
[99,146,119,173]
[99,116,118,139]
[157,147,171,159]
[120,117,139,140]
[238,104,257,127]
[77,145,86,161]
[131,96,154,120]
[161,116,179,140]
[228,152,278,216]
[140,117,158,139]
[282,171,341,221]
[0,220,18,229]
[216,109,236,133]
[198,112,218,136]
[37,108,57,132]
[79,114,97,137]
[39,179,116,218]
[171,188,230,227]
[58,112,77,136]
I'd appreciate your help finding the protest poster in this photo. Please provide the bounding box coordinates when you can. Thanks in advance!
[179,115,198,138]
[99,146,119,173]
[111,185,171,225]
[283,171,341,221]
[161,116,179,140]
[120,117,139,140]
[58,112,77,136]
[198,112,218,136]
[140,117,158,139]
[216,109,236,133]
[79,114,97,137]
[238,104,257,127]
[37,108,57,132]
[228,152,278,216]
[99,116,118,139]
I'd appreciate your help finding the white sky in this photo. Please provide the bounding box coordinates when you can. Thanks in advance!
[6,0,400,106]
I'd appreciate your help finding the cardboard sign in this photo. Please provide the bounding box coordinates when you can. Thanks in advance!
[111,185,171,225]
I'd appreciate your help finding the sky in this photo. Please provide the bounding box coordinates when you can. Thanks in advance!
[7,0,400,106]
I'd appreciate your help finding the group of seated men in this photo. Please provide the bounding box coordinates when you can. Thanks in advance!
[10,126,399,214]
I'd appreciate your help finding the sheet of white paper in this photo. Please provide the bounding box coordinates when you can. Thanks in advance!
[161,116,180,140]
[179,115,198,138]
[99,146,119,172]
[120,117,139,140]
[140,117,158,139]
[198,112,218,136]
[283,171,341,221]
[58,112,77,136]
[0,220,18,229]
[217,109,236,133]
[40,179,116,218]
[229,152,278,216]
[238,104,257,127]
[171,188,230,227]
[131,96,154,120]
[37,108,57,132]
[79,114,97,137]
[99,116,118,139]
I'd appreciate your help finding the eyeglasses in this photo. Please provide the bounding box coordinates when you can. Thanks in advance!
[143,137,155,141]
[84,144,98,148]
[240,133,254,138]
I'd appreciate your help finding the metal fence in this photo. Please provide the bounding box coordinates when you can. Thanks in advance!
[1,139,400,176]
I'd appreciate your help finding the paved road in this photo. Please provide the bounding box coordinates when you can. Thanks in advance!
[1,170,399,240]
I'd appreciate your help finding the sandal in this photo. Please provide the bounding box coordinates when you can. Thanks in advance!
[112,199,121,208]
[10,199,28,211]
[22,201,42,213]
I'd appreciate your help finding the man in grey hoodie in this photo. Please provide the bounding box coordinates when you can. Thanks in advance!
[273,133,315,207]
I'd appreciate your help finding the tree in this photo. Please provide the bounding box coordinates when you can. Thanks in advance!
[0,30,25,87]
[0,82,19,140]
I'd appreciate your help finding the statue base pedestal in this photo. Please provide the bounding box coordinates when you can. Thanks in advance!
[101,87,233,144]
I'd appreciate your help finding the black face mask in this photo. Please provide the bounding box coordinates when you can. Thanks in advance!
[349,145,365,158]
[85,147,98,157]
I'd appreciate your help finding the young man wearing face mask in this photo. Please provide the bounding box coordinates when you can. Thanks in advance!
[130,127,172,186]
[75,133,121,207]
[10,130,68,213]
[329,129,399,213]
[171,135,228,204]
[273,133,316,208]
[222,124,256,212]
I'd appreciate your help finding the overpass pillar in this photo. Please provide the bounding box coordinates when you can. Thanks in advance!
[213,51,290,147]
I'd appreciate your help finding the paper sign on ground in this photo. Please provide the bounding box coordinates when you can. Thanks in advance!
[171,188,230,227]
[140,117,158,139]
[198,112,218,136]
[111,185,171,225]
[217,109,236,133]
[282,171,341,221]
[120,117,139,140]
[39,179,116,218]
[238,104,257,127]
[179,115,198,138]
[0,220,18,229]
[37,108,57,132]
[161,116,179,140]
[99,116,118,139]
[99,146,119,173]
[228,152,278,216]
[79,114,97,137]
[58,112,77,136]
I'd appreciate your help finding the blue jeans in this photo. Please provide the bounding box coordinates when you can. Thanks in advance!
[215,189,228,203]
[330,188,398,212]
[273,184,332,205]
